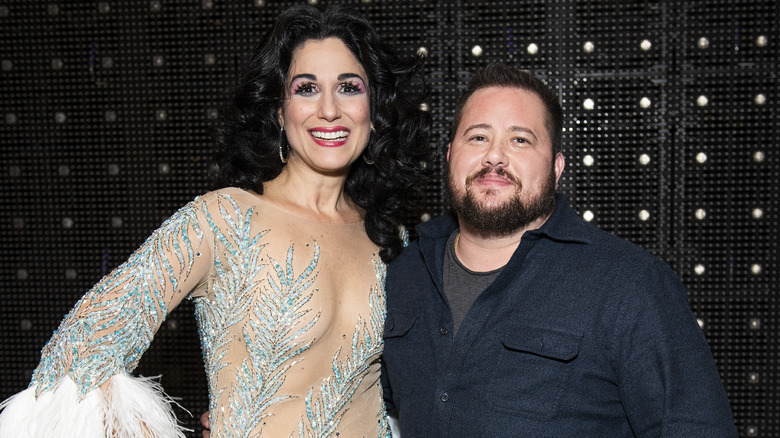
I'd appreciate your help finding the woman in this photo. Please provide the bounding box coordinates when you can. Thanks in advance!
[0,4,433,437]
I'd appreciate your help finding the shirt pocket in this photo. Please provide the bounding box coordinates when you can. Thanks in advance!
[383,310,418,339]
[488,325,582,420]
[383,310,419,396]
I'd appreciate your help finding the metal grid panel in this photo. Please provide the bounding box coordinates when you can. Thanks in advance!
[676,2,779,434]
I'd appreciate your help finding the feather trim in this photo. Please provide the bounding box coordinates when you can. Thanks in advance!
[107,374,189,437]
[388,414,402,438]
[0,374,189,438]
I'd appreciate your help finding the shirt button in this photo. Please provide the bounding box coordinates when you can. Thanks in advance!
[440,393,449,402]
[439,327,448,335]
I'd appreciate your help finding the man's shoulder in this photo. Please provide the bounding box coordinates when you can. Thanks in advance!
[549,206,673,279]
[393,214,457,259]
[550,201,657,261]
[388,213,455,277]
[415,212,458,238]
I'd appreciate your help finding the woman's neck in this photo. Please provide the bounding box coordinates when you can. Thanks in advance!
[261,166,361,224]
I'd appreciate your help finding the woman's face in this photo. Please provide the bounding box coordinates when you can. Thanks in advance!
[279,37,371,176]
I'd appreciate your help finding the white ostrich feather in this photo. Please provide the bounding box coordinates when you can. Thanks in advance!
[0,374,189,438]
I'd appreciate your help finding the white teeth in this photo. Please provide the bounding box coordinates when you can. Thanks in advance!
[310,130,348,140]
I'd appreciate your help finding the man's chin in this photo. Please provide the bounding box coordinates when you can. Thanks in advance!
[474,197,519,212]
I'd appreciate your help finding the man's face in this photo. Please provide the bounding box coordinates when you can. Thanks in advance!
[447,86,565,235]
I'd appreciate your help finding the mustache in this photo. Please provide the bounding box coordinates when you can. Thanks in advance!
[465,167,520,187]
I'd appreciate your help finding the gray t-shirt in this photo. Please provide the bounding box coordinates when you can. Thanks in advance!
[442,230,503,336]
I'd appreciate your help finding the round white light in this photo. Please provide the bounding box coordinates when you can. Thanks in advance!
[583,98,595,110]
[583,155,594,166]
[583,210,594,222]
[583,41,595,53]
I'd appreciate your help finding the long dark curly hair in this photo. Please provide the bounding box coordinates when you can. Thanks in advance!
[211,4,434,263]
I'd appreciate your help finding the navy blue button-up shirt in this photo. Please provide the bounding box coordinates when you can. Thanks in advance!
[382,196,737,437]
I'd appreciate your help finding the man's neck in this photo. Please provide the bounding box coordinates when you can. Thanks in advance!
[455,213,550,272]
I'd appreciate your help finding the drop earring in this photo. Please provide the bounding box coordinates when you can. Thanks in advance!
[363,127,376,165]
[279,126,288,164]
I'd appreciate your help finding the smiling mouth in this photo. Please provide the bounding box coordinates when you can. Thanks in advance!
[309,130,349,141]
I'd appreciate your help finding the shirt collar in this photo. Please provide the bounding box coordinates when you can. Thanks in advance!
[531,195,593,245]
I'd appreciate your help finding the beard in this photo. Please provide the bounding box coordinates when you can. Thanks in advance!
[447,165,557,236]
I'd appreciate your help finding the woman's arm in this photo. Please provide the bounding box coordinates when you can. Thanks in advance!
[0,196,215,438]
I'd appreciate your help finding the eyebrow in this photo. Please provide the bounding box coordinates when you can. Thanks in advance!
[289,73,366,83]
[462,123,492,136]
[462,124,539,142]
[290,73,316,83]
[339,73,365,82]
[510,126,539,142]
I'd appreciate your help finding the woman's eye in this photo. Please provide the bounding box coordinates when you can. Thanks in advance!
[339,81,366,95]
[293,83,317,96]
[470,135,487,142]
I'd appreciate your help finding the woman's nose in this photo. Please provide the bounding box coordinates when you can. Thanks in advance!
[317,92,341,121]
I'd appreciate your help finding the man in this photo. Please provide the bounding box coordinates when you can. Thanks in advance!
[381,63,737,437]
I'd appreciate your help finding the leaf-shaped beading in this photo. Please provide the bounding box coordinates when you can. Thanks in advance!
[224,242,321,438]
[296,259,388,438]
[31,201,203,398]
[193,195,269,433]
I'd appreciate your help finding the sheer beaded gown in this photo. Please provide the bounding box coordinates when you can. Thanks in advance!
[0,187,392,438]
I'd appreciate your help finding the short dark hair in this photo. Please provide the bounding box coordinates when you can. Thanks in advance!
[449,63,563,156]
[211,4,434,262]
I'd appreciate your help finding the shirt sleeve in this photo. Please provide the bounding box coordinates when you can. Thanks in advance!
[0,195,216,438]
[615,260,738,438]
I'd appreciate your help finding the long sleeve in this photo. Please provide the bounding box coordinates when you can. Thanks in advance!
[615,260,738,437]
[0,196,214,438]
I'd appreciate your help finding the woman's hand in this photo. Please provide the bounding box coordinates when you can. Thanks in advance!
[201,411,210,438]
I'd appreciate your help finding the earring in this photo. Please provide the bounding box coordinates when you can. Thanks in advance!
[279,127,288,164]
[363,127,376,165]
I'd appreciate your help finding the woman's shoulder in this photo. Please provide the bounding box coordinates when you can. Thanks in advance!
[190,187,267,220]
[194,187,259,206]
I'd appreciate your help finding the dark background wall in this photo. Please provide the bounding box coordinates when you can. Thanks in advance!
[1,0,777,436]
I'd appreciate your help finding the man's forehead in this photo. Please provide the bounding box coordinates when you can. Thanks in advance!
[459,88,545,127]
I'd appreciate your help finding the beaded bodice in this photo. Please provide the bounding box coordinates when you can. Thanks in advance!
[29,187,391,438]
